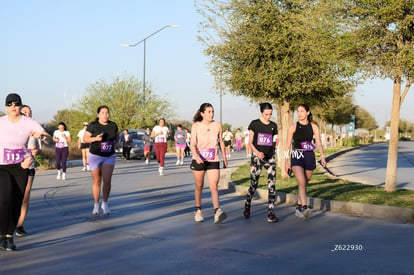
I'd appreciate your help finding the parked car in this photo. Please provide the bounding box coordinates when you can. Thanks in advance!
[116,129,156,159]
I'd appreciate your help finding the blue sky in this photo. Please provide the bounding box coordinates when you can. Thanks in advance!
[1,1,412,128]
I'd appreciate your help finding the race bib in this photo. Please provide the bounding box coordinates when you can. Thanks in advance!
[56,141,65,148]
[101,141,114,153]
[301,141,316,151]
[3,148,24,164]
[199,148,215,161]
[157,137,165,143]
[257,133,272,146]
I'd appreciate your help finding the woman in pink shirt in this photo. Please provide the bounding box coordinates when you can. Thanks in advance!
[190,103,228,224]
[0,93,47,251]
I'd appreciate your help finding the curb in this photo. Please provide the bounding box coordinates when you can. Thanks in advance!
[219,157,414,223]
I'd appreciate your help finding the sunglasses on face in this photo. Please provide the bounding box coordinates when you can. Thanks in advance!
[6,101,21,107]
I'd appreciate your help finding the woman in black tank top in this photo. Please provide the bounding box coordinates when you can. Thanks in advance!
[285,104,326,219]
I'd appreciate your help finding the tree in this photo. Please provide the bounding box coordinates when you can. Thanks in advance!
[76,76,175,130]
[355,106,378,132]
[336,0,414,191]
[197,0,356,176]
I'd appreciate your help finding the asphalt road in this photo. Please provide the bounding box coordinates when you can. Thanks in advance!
[327,141,414,190]
[1,151,413,274]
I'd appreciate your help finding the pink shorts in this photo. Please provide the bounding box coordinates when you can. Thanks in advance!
[175,143,186,149]
[144,145,152,153]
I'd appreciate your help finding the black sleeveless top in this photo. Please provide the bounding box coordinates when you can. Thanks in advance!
[292,122,313,149]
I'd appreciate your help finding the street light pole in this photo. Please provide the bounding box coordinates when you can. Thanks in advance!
[121,24,180,115]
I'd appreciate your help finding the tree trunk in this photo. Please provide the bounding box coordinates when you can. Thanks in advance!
[277,100,291,178]
[385,78,401,192]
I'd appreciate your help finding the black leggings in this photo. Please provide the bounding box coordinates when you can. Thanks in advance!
[0,164,28,235]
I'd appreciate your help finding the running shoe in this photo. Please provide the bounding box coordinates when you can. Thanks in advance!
[62,173,66,180]
[56,170,61,180]
[0,237,6,251]
[15,227,27,237]
[86,164,90,171]
[92,203,100,215]
[295,209,304,218]
[302,206,312,219]
[82,166,87,171]
[101,202,111,215]
[214,208,227,224]
[267,211,279,223]
[176,160,180,165]
[180,160,184,165]
[159,167,164,176]
[5,237,16,251]
[194,209,204,222]
[243,203,251,219]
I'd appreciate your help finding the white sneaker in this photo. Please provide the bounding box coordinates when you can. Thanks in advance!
[86,165,90,171]
[56,170,61,180]
[92,203,99,215]
[295,209,304,218]
[214,208,227,224]
[176,160,180,165]
[145,159,149,165]
[101,202,111,215]
[180,160,184,165]
[62,173,66,180]
[159,167,164,176]
[82,166,87,171]
[194,210,204,222]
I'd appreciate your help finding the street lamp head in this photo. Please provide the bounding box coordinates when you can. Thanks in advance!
[120,43,131,47]
[169,24,181,28]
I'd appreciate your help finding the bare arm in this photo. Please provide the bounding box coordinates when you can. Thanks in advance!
[284,124,295,171]
[312,122,326,167]
[190,124,203,164]
[218,124,227,166]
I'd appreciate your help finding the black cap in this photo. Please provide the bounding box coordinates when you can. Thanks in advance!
[5,93,22,105]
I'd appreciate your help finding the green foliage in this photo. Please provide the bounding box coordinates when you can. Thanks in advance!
[355,106,378,131]
[341,137,359,147]
[76,75,175,130]
[197,0,356,106]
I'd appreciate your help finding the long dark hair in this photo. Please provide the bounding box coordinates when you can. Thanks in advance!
[193,103,213,122]
[95,105,110,121]
[259,102,273,113]
[58,122,68,131]
[298,103,313,123]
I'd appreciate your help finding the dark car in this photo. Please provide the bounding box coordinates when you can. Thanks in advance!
[116,130,155,159]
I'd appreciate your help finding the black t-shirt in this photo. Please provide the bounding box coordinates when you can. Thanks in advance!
[292,122,314,149]
[86,120,118,157]
[249,119,278,159]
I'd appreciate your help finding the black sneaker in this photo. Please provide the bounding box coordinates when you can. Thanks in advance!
[0,237,7,251]
[243,203,251,219]
[15,226,27,237]
[5,237,16,251]
[267,211,279,223]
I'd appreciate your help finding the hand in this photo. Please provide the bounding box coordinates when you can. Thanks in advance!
[96,133,103,142]
[321,157,326,167]
[256,151,265,159]
[20,157,33,169]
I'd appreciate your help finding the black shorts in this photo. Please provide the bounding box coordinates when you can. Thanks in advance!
[290,150,316,170]
[80,143,90,149]
[224,140,231,147]
[190,159,220,171]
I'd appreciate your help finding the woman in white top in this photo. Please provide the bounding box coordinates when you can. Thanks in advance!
[151,118,169,176]
[53,122,71,180]
[190,103,227,224]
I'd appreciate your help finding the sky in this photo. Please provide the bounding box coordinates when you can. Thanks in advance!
[1,1,413,129]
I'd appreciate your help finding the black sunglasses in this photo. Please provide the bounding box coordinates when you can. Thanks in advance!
[6,101,21,107]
